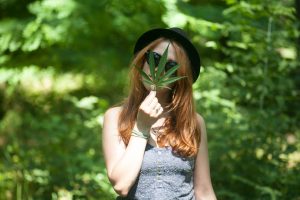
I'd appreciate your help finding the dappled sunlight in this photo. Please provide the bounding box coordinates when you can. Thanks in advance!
[0,0,299,199]
[0,66,86,94]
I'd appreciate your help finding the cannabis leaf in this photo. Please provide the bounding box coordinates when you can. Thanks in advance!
[136,44,185,91]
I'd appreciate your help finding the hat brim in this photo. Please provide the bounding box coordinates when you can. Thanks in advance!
[133,28,200,82]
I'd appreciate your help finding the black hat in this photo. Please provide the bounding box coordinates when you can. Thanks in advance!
[133,27,201,83]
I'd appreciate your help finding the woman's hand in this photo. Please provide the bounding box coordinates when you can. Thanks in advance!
[135,90,163,134]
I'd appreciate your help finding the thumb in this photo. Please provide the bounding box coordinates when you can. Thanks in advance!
[149,90,156,97]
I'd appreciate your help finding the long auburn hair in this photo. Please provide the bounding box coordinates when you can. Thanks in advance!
[117,38,201,157]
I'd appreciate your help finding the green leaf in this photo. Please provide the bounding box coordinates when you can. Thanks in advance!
[155,43,169,81]
[158,76,186,85]
[148,51,156,81]
[136,45,184,91]
[135,66,152,82]
[156,84,172,90]
[143,79,154,87]
[159,64,180,80]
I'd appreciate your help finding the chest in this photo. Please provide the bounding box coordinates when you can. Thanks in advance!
[141,144,195,177]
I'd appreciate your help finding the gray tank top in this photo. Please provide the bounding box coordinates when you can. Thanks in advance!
[117,143,196,200]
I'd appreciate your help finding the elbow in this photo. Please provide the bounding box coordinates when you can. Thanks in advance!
[195,187,217,200]
[112,182,130,197]
[108,174,130,197]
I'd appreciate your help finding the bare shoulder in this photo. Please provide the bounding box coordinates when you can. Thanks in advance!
[196,113,205,126]
[196,112,207,138]
[104,106,123,120]
[102,106,125,148]
[103,106,123,132]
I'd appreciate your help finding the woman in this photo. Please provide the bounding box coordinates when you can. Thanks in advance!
[102,27,217,200]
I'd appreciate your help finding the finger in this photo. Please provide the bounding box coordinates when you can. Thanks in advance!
[150,103,161,116]
[159,107,164,114]
[151,106,164,118]
[148,98,158,109]
[141,90,156,107]
[145,100,158,114]
[144,96,157,111]
[147,90,156,105]
[148,90,156,98]
[157,107,164,116]
[153,103,161,113]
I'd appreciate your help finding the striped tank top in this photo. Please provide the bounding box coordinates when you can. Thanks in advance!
[117,143,195,200]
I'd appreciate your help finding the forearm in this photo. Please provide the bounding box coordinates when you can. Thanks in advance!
[109,136,147,196]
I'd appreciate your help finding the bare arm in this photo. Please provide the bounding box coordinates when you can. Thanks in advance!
[102,107,147,196]
[102,91,163,196]
[194,114,217,200]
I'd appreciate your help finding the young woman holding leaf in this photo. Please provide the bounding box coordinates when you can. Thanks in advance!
[102,27,217,200]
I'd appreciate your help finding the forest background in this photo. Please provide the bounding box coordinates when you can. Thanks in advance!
[0,0,299,199]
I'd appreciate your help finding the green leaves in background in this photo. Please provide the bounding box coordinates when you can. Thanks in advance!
[0,0,299,199]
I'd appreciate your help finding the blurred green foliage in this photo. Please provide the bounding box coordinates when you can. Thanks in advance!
[0,0,299,199]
